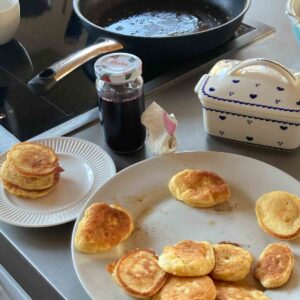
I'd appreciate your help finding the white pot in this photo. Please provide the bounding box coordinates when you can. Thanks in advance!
[0,0,20,45]
[195,58,300,150]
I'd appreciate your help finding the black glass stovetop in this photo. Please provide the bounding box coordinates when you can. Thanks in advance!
[0,0,272,144]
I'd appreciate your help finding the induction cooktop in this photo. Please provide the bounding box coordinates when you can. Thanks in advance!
[0,0,274,153]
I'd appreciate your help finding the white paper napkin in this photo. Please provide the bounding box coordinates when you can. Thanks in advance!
[141,102,178,155]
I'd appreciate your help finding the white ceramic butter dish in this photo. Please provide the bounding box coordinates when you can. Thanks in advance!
[194,58,300,150]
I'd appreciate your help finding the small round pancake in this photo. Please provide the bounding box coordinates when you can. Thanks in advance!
[75,203,134,253]
[7,142,58,177]
[153,276,216,300]
[113,248,167,299]
[1,160,56,190]
[168,169,231,208]
[2,178,58,199]
[255,243,294,288]
[158,240,215,276]
[214,281,270,300]
[255,191,300,240]
[211,243,253,282]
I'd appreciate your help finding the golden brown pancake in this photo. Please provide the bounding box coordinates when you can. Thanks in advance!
[2,178,58,199]
[113,248,167,299]
[255,191,300,240]
[168,169,231,208]
[255,243,294,288]
[75,203,134,253]
[1,160,56,190]
[7,142,58,177]
[158,240,215,276]
[211,243,253,282]
[1,142,62,199]
[153,276,216,300]
[214,281,270,300]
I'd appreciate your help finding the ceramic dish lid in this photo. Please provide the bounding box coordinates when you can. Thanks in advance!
[195,58,300,123]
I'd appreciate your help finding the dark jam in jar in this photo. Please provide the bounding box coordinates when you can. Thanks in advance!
[95,53,145,153]
[99,92,145,152]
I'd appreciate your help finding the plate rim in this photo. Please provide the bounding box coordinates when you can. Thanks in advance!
[71,150,299,299]
[0,136,116,228]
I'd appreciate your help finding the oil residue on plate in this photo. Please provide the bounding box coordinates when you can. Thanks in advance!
[96,0,230,37]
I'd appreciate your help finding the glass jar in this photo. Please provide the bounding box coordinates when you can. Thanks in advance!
[94,53,146,153]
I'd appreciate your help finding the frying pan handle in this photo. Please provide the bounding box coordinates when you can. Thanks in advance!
[28,39,124,95]
[227,58,297,86]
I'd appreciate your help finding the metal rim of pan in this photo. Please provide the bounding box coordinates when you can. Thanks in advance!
[72,0,252,40]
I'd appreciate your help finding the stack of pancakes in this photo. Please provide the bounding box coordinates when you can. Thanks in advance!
[0,142,62,199]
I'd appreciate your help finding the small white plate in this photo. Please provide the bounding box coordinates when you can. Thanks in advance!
[0,137,116,227]
[71,151,300,300]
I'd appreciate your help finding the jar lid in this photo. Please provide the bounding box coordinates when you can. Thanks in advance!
[94,52,142,84]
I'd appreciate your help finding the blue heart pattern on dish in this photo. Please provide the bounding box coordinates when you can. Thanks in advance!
[219,115,226,120]
[280,126,288,130]
[246,136,254,141]
[297,101,300,105]
[209,87,215,92]
[249,94,257,99]
[277,86,284,91]
[232,79,240,83]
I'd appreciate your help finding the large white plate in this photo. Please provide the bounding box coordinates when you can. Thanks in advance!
[0,137,116,227]
[71,151,300,300]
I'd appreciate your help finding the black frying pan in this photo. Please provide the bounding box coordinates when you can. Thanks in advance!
[28,0,251,94]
